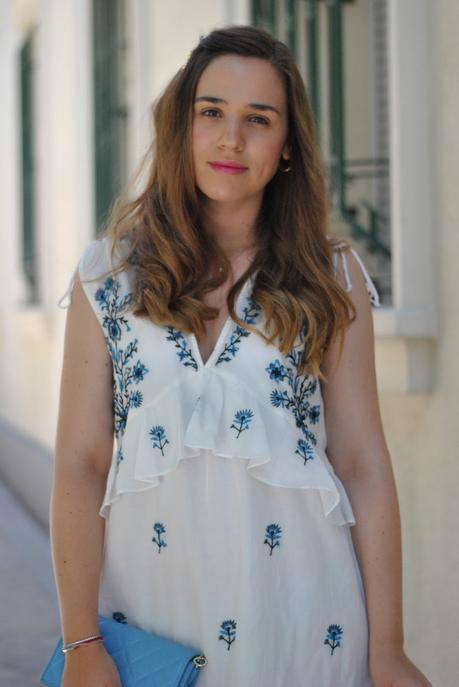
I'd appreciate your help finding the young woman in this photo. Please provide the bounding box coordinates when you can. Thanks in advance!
[52,24,432,687]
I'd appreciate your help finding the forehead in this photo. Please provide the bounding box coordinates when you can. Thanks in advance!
[195,54,286,109]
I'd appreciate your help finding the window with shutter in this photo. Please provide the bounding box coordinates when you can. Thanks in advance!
[251,0,391,304]
[20,30,38,303]
[92,0,128,234]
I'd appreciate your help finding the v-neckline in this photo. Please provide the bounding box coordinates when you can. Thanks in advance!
[189,272,256,370]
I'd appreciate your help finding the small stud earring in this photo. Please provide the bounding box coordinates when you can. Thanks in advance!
[278,158,292,173]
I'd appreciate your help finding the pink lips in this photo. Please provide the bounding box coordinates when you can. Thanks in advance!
[209,161,248,175]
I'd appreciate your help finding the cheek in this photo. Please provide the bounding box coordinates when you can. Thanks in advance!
[255,138,286,169]
[191,124,209,155]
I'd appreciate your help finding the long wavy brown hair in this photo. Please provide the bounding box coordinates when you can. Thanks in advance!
[96,24,355,380]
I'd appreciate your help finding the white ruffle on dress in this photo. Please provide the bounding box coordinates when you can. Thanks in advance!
[58,235,380,687]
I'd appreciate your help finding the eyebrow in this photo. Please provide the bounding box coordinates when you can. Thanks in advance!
[194,95,281,116]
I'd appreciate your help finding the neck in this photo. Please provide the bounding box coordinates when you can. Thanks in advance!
[199,195,261,256]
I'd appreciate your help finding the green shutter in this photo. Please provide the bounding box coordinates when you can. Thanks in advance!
[92,0,127,234]
[251,0,276,35]
[20,31,38,302]
[305,0,320,132]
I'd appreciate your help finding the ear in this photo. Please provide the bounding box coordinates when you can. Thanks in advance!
[282,142,291,160]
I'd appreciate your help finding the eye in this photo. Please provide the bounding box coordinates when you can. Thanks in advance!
[249,115,269,126]
[200,108,220,118]
[199,109,269,125]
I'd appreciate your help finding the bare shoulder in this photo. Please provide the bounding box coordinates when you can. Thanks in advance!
[65,273,112,372]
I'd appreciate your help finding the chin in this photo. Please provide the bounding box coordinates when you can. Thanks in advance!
[196,185,252,203]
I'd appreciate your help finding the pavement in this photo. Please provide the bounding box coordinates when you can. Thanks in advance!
[0,479,61,686]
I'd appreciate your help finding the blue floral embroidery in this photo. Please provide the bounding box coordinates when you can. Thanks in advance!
[95,277,149,439]
[112,611,127,624]
[115,446,124,468]
[165,287,261,368]
[215,298,261,365]
[295,439,315,465]
[230,409,254,437]
[264,523,282,556]
[130,390,143,407]
[149,425,169,455]
[218,619,237,650]
[265,350,321,450]
[166,327,198,370]
[152,522,167,553]
[132,362,148,384]
[308,405,320,424]
[324,624,343,655]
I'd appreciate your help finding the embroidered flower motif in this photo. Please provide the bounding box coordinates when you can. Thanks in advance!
[295,439,315,465]
[115,446,124,467]
[166,327,198,370]
[266,359,287,384]
[264,523,282,556]
[265,350,320,450]
[149,425,169,455]
[106,318,122,341]
[152,522,167,553]
[130,390,143,408]
[95,276,149,440]
[215,298,261,365]
[230,408,254,437]
[132,360,149,383]
[218,619,237,650]
[308,405,320,424]
[112,611,127,624]
[324,624,343,655]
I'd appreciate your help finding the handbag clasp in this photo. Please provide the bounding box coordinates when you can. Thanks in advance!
[193,654,208,668]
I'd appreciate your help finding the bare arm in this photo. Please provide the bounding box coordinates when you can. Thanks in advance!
[321,251,432,685]
[320,250,404,651]
[50,274,114,644]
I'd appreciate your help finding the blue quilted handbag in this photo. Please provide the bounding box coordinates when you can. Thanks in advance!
[40,614,208,687]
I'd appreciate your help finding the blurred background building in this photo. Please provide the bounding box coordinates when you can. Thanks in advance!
[0,0,454,684]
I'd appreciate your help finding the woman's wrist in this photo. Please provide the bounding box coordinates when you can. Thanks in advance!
[63,640,107,663]
[62,618,101,646]
[369,635,405,655]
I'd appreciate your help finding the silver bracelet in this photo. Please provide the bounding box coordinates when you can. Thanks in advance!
[61,633,104,654]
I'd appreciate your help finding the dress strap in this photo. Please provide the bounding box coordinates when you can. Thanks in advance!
[331,242,380,307]
[57,264,79,309]
[57,237,112,310]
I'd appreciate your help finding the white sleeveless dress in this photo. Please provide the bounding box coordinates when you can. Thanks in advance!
[58,235,380,687]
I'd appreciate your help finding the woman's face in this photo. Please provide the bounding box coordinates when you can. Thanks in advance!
[192,54,290,206]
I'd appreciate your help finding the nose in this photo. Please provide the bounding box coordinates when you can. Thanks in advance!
[218,116,244,151]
